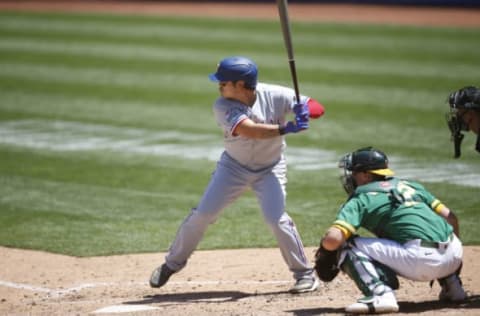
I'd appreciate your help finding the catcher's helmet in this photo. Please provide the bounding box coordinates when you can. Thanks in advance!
[209,56,258,89]
[338,147,394,195]
[346,147,394,176]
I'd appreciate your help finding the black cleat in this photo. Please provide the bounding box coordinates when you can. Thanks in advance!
[149,263,175,288]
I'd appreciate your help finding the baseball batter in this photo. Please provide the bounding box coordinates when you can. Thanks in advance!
[149,56,325,293]
[317,147,466,314]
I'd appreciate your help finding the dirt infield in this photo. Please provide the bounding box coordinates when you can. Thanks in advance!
[1,246,479,315]
[1,1,480,315]
[0,1,480,28]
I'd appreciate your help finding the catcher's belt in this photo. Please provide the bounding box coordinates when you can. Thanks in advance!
[420,234,453,250]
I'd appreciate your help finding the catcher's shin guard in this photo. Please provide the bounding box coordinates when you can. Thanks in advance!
[375,261,399,291]
[341,248,399,297]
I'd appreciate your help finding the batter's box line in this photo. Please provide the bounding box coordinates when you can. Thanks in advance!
[0,279,291,297]
[0,279,113,298]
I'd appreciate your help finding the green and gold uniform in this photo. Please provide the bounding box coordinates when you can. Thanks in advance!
[332,177,463,283]
[334,177,452,244]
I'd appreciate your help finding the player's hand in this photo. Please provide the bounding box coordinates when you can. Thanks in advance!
[295,116,309,130]
[281,120,308,134]
[293,102,309,122]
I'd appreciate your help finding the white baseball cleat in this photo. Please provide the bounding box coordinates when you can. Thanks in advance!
[345,291,399,314]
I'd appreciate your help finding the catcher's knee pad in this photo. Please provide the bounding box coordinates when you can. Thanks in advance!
[341,249,399,296]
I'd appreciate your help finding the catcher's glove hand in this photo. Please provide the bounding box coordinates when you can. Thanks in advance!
[314,243,340,282]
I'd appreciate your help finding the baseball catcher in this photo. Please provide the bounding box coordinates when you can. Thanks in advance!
[315,147,466,314]
[446,86,480,157]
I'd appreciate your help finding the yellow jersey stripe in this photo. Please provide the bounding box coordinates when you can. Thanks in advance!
[431,199,444,214]
[332,220,356,239]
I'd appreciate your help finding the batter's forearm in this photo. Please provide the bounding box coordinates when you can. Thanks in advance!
[249,123,284,138]
[234,119,284,139]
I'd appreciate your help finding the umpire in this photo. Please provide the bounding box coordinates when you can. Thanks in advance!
[446,86,480,157]
[315,147,466,314]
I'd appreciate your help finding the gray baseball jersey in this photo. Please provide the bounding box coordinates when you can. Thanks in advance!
[214,82,308,170]
[164,82,314,281]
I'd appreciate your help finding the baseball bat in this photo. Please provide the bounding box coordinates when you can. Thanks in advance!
[276,0,300,103]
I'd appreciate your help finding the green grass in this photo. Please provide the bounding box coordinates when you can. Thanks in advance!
[0,10,479,256]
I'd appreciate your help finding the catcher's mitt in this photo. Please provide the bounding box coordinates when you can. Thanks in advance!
[314,243,340,282]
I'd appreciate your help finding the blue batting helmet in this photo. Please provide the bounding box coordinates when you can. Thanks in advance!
[209,56,258,89]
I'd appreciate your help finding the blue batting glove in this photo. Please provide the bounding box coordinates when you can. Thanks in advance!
[293,102,309,119]
[295,116,309,130]
[280,120,309,135]
[293,103,309,124]
[295,112,309,125]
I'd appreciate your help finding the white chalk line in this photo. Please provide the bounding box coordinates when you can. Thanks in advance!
[0,280,113,297]
[0,279,290,297]
[1,277,293,314]
[93,304,160,314]
[0,277,292,314]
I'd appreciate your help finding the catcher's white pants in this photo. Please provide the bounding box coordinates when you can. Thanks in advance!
[164,152,313,280]
[345,235,463,282]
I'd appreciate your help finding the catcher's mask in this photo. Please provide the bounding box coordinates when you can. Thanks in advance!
[338,147,394,195]
[446,86,480,158]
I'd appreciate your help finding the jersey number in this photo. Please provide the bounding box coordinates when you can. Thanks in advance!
[393,182,418,207]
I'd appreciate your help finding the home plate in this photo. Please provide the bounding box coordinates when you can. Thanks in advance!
[93,304,159,314]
